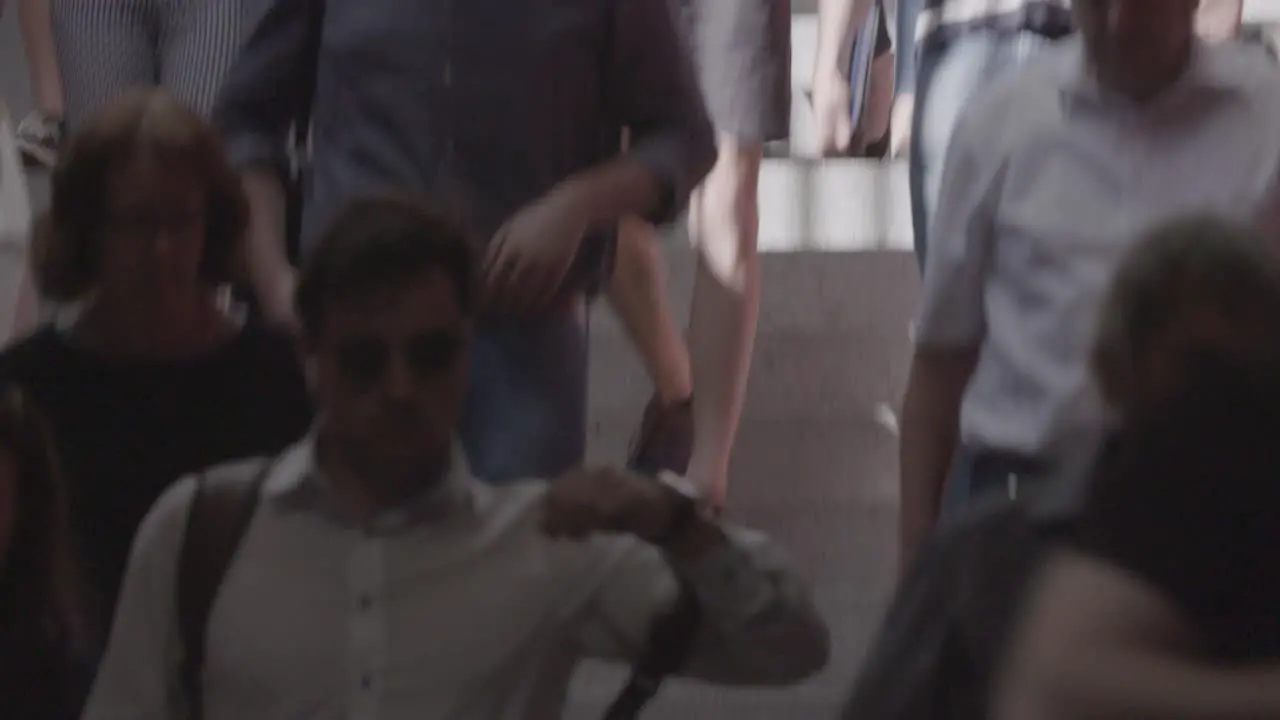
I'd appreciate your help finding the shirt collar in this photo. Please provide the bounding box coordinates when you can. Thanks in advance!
[1059,39,1243,114]
[262,433,488,534]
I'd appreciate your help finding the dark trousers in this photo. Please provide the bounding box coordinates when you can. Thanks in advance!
[941,446,1051,524]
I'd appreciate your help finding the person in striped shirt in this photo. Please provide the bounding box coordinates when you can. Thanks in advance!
[904,0,1073,271]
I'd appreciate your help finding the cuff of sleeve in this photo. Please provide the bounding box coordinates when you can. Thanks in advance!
[663,528,777,626]
[627,128,716,227]
[223,134,290,175]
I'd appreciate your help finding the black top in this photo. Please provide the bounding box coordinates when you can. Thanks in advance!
[0,614,92,720]
[0,323,313,645]
[1074,371,1280,661]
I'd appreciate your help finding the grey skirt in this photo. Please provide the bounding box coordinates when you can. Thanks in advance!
[679,0,792,142]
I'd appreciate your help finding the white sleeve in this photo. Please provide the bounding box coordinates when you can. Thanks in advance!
[82,477,198,720]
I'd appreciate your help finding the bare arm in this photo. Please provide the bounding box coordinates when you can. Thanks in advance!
[897,346,977,571]
[812,0,875,154]
[239,170,293,324]
[897,98,1003,573]
[17,0,64,118]
[997,551,1280,720]
[815,0,874,78]
[212,0,321,323]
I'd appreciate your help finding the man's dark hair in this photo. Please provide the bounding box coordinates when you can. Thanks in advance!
[295,195,476,338]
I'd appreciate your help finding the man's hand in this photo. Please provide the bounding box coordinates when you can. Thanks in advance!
[254,266,299,333]
[811,70,854,157]
[540,466,678,543]
[483,185,592,314]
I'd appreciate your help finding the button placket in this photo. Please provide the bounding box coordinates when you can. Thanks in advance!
[348,534,384,718]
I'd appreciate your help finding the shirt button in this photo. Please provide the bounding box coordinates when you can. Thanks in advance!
[361,674,372,691]
[359,594,372,611]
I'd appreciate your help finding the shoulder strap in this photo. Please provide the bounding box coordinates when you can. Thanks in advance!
[602,579,702,720]
[177,458,274,719]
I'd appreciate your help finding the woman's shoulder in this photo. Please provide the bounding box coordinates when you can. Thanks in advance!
[0,325,70,382]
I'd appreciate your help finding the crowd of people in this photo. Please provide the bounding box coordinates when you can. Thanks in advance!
[0,0,1278,719]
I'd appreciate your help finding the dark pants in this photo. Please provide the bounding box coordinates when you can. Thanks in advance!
[459,303,590,483]
[940,446,1050,524]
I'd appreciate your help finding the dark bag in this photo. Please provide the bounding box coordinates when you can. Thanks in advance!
[840,495,1077,720]
[175,456,700,719]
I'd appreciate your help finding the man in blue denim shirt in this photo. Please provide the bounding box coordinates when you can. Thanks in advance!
[213,0,715,483]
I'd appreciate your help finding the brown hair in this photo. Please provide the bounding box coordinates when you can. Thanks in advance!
[1092,213,1280,413]
[296,195,477,339]
[0,384,81,648]
[31,88,249,302]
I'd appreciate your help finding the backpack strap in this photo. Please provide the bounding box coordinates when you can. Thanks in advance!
[177,457,275,719]
[602,579,702,720]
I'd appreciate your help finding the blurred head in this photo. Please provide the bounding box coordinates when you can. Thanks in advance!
[0,385,78,640]
[1092,214,1280,418]
[296,196,475,484]
[1073,0,1199,101]
[32,88,247,308]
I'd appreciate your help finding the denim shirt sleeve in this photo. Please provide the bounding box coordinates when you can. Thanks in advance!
[212,0,323,174]
[605,0,716,225]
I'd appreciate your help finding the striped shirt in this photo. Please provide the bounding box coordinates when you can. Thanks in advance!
[916,0,1073,48]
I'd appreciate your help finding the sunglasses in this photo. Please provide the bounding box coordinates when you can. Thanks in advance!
[334,331,464,392]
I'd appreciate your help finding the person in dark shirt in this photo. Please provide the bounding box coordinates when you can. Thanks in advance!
[0,88,313,652]
[997,215,1280,720]
[0,384,91,720]
[214,0,715,483]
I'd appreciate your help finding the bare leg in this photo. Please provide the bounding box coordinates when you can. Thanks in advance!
[607,218,693,405]
[18,0,64,117]
[607,136,762,506]
[686,134,762,504]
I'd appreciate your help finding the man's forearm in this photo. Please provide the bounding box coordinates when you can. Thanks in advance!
[897,348,976,571]
[241,168,292,286]
[557,156,671,229]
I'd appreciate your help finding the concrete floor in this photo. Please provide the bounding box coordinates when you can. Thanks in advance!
[1,7,920,717]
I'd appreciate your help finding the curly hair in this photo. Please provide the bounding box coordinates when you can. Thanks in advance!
[31,88,249,302]
[1092,213,1280,413]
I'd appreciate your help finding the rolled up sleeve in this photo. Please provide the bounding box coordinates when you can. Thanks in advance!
[913,102,1005,350]
[575,525,831,686]
[212,0,322,174]
[605,0,716,225]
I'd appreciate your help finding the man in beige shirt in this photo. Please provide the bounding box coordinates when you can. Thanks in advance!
[82,196,830,720]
